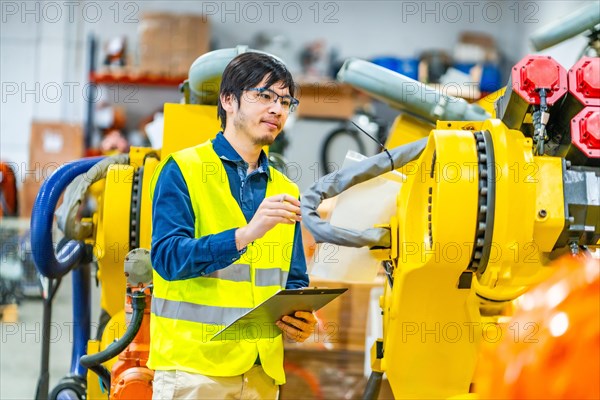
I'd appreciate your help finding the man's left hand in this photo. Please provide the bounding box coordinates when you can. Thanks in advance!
[276,311,317,342]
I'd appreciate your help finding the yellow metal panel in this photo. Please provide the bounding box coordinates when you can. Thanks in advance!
[100,310,127,351]
[128,146,157,169]
[386,113,433,149]
[140,156,160,250]
[436,120,484,131]
[85,340,103,400]
[474,119,551,302]
[95,164,131,318]
[385,130,482,398]
[533,157,565,252]
[475,88,505,118]
[162,103,221,158]
[85,311,126,399]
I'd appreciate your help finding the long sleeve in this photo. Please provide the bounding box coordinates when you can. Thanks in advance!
[150,159,244,281]
[285,220,309,289]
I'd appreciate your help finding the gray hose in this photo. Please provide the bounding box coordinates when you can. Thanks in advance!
[301,138,427,249]
[55,154,129,240]
[337,58,489,122]
[530,3,600,51]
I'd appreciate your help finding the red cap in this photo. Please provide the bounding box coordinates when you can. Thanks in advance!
[511,55,568,105]
[571,107,600,158]
[568,56,600,106]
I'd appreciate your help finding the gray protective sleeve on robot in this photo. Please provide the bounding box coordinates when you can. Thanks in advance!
[55,153,130,240]
[300,137,428,249]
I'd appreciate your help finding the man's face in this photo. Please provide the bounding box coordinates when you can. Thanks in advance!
[226,77,291,147]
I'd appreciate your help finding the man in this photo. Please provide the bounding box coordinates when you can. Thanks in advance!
[149,52,317,399]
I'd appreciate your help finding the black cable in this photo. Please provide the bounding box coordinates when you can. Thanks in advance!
[79,293,146,391]
[35,277,62,400]
[362,371,384,400]
[350,121,394,172]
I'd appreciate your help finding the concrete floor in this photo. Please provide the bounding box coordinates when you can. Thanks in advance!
[2,271,394,400]
[1,271,101,400]
[0,220,387,399]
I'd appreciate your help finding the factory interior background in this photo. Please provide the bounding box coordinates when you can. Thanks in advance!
[1,1,599,399]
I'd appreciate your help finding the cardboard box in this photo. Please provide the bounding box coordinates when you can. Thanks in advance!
[19,177,42,218]
[138,13,173,75]
[456,31,499,63]
[138,12,210,77]
[29,121,84,177]
[169,15,210,77]
[23,121,82,217]
[295,81,359,119]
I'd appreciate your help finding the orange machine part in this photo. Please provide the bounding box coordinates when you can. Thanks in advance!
[110,290,154,399]
[475,253,600,399]
[0,162,18,217]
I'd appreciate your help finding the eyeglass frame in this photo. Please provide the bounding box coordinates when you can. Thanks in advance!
[243,87,300,113]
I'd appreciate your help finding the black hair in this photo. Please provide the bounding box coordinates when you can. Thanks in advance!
[217,52,296,130]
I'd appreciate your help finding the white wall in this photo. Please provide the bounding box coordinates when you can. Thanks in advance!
[1,0,597,183]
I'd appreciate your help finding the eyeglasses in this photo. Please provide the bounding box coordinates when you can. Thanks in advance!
[244,87,300,113]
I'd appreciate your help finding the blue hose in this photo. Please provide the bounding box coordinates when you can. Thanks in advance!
[31,157,104,279]
[71,262,91,377]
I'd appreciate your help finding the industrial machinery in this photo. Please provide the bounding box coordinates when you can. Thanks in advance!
[30,47,245,400]
[30,5,599,398]
[0,162,18,218]
[301,6,599,399]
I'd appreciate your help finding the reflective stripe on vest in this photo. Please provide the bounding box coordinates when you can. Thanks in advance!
[207,263,251,283]
[256,268,289,287]
[152,297,250,325]
[148,140,299,385]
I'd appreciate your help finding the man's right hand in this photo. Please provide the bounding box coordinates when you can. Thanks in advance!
[235,194,301,250]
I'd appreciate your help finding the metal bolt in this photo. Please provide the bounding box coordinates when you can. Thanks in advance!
[569,242,579,255]
[538,209,547,218]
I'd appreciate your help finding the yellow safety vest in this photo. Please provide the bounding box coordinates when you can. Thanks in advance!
[147,140,299,385]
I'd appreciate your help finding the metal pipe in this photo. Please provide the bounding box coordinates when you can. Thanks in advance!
[337,58,489,122]
[530,3,600,51]
[70,262,91,377]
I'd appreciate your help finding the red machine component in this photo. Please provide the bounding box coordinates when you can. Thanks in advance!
[110,288,154,399]
[0,162,18,217]
[568,56,600,106]
[496,55,568,130]
[512,55,568,105]
[571,107,600,159]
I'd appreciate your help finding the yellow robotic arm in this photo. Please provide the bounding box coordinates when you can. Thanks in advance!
[302,53,599,399]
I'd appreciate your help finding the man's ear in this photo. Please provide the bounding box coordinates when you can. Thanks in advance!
[220,93,236,112]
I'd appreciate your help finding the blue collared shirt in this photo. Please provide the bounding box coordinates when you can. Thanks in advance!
[150,132,308,289]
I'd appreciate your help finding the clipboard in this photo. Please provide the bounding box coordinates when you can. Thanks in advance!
[210,288,347,341]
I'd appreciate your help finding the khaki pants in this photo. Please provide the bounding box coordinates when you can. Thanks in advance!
[152,366,279,400]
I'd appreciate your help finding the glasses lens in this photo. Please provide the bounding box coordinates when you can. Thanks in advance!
[257,89,274,103]
[279,98,291,109]
[247,88,298,113]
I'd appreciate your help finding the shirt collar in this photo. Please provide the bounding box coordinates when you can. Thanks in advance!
[212,132,271,179]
